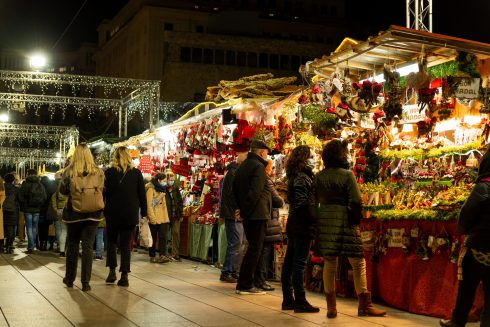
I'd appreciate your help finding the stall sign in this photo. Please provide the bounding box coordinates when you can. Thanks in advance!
[138,155,154,174]
[454,78,480,99]
[401,104,426,124]
[359,113,375,129]
[387,228,405,247]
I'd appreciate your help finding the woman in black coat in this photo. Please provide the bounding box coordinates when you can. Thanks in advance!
[3,173,18,254]
[281,145,319,313]
[440,149,490,327]
[104,146,147,287]
[254,159,284,291]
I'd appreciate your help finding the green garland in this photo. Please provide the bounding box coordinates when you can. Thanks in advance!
[428,61,459,78]
[380,139,482,160]
[300,104,337,131]
[374,209,458,221]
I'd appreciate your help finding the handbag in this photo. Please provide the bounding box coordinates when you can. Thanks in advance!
[138,217,153,248]
[348,202,363,226]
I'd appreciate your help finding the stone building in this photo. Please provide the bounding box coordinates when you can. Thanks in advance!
[94,0,347,101]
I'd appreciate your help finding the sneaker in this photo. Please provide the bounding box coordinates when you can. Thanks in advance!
[26,249,33,254]
[220,274,237,283]
[174,256,182,262]
[95,256,103,261]
[231,272,239,280]
[59,252,66,258]
[150,257,158,263]
[157,255,170,264]
[82,283,91,292]
[235,287,266,295]
[256,283,275,291]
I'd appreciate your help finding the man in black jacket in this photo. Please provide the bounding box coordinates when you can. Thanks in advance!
[219,144,249,283]
[233,140,272,295]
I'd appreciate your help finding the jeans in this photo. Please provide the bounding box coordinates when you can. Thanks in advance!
[255,241,273,286]
[281,235,311,297]
[237,220,267,290]
[149,223,170,257]
[171,219,181,256]
[222,219,245,275]
[24,212,40,250]
[323,256,368,294]
[65,220,98,284]
[54,219,67,253]
[95,227,104,257]
[451,250,490,326]
[106,225,134,273]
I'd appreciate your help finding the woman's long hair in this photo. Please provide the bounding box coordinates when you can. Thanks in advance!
[286,145,311,178]
[322,139,349,169]
[65,143,100,177]
[112,146,134,173]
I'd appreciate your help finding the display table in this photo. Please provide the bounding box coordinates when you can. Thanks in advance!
[361,218,483,321]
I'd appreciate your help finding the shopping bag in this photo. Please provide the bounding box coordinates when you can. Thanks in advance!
[138,217,153,248]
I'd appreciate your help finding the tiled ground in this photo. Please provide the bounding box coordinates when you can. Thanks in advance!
[0,245,479,327]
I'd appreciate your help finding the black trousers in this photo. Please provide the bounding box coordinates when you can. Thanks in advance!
[236,219,267,290]
[451,250,490,326]
[255,241,273,286]
[106,224,135,273]
[149,223,170,257]
[38,216,50,243]
[4,224,16,248]
[65,220,98,284]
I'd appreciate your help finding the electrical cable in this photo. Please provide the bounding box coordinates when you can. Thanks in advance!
[52,0,88,50]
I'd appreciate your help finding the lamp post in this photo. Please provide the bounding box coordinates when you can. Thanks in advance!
[29,53,47,71]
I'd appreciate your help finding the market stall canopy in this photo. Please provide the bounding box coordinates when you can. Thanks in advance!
[305,25,490,79]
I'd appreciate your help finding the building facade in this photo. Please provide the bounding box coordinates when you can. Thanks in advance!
[95,0,347,101]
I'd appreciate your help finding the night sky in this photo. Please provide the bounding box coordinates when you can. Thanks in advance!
[0,0,489,52]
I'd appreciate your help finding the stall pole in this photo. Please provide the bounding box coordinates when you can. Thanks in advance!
[118,105,123,138]
[124,106,128,137]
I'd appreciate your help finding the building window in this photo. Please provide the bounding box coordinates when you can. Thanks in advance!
[196,25,204,33]
[164,23,174,31]
[280,55,290,70]
[215,50,225,65]
[180,47,191,62]
[203,48,213,64]
[247,52,258,67]
[259,53,268,68]
[270,54,279,69]
[226,51,236,65]
[291,55,300,70]
[237,51,246,66]
[192,48,203,63]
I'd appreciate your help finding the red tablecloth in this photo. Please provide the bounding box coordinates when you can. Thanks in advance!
[361,218,483,321]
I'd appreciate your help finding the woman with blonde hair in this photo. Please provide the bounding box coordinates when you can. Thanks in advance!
[59,143,105,291]
[104,146,147,287]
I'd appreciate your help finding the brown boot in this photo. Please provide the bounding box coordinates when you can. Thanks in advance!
[358,291,386,316]
[325,292,337,318]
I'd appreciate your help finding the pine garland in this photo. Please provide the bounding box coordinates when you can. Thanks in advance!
[374,209,458,221]
[380,139,482,160]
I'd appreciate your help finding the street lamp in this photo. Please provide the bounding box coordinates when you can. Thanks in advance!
[0,113,9,123]
[29,53,47,70]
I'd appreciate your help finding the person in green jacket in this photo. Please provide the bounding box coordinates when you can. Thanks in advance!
[52,171,69,257]
[314,139,385,318]
[165,171,183,261]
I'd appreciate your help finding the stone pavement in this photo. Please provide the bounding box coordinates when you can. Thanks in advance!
[0,246,479,327]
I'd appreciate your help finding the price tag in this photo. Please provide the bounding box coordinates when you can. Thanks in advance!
[387,228,404,247]
[411,227,419,238]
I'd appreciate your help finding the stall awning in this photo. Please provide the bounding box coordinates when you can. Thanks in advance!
[306,25,490,78]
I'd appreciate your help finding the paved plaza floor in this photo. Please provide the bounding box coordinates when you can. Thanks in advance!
[0,245,479,327]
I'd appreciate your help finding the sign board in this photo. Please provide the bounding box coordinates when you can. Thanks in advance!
[401,104,426,124]
[454,78,480,99]
[387,228,405,247]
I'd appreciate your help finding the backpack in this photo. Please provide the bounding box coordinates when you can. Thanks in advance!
[28,182,46,207]
[70,172,105,213]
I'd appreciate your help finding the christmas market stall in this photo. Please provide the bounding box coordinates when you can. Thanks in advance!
[116,73,303,268]
[296,25,490,320]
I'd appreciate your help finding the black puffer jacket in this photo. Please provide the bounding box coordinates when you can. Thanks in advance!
[3,183,19,225]
[219,162,239,220]
[458,150,490,251]
[233,153,271,220]
[286,168,317,239]
[314,168,363,258]
[265,176,284,242]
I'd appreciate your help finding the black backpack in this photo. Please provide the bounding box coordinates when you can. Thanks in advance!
[27,182,46,207]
